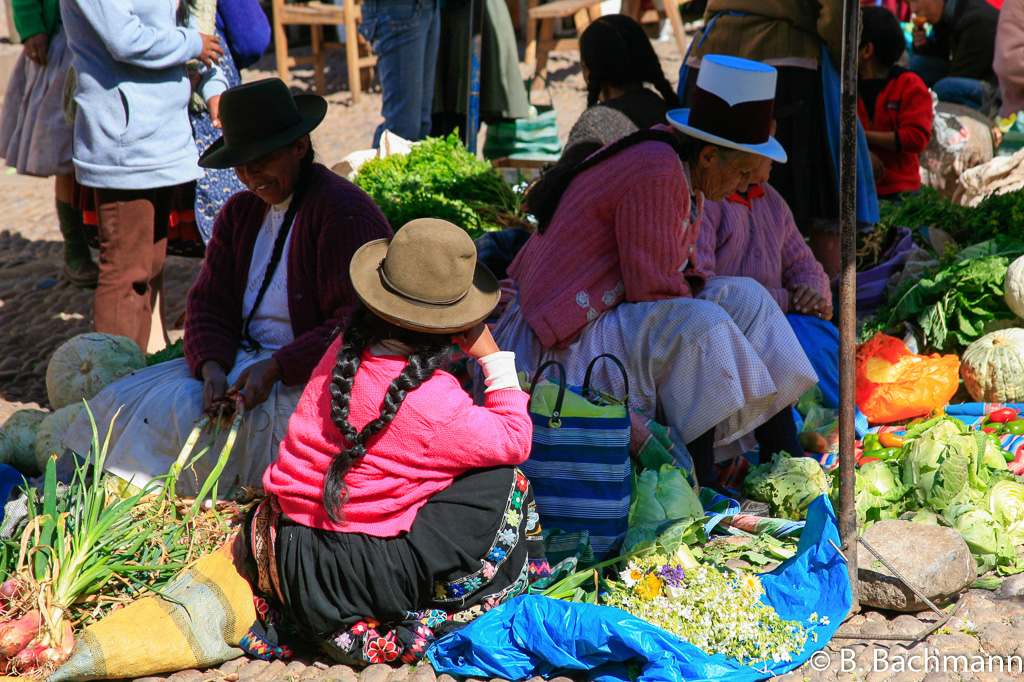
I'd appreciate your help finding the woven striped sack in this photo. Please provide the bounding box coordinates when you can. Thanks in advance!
[520,355,631,560]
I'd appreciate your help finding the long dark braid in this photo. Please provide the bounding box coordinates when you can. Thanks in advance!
[176,0,199,27]
[579,15,681,109]
[240,143,316,352]
[323,306,452,524]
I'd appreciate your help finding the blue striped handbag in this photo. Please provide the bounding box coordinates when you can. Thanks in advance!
[519,355,631,560]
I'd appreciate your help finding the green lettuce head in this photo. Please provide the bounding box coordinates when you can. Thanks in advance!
[743,452,830,520]
[986,480,1024,545]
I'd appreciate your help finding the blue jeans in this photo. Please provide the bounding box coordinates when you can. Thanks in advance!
[932,76,990,110]
[359,0,441,147]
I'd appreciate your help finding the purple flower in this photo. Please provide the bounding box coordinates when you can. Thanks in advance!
[657,565,686,587]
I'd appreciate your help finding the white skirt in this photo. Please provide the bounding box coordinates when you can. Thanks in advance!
[489,277,817,457]
[0,28,74,177]
[62,349,304,496]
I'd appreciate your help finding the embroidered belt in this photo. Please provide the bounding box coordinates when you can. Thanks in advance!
[250,495,286,604]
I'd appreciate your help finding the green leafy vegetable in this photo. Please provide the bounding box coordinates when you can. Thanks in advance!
[352,133,530,239]
[855,460,910,530]
[900,420,1000,512]
[743,452,831,520]
[146,339,184,366]
[986,480,1024,545]
[945,503,1018,574]
[629,464,704,526]
[865,255,1020,352]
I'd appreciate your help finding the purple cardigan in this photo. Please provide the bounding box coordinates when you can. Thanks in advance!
[184,164,392,386]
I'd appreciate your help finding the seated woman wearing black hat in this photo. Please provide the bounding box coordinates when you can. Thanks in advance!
[61,79,393,494]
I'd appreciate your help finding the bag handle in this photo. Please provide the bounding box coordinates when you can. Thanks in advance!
[528,360,567,429]
[583,353,629,408]
[524,73,557,108]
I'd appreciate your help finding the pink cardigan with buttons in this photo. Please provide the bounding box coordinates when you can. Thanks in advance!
[509,138,704,349]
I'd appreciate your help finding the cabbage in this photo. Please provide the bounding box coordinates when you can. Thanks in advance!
[855,461,910,531]
[629,464,704,525]
[901,421,1001,512]
[986,480,1024,545]
[743,452,830,521]
[946,503,1018,574]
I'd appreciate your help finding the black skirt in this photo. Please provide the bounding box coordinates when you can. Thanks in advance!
[244,466,546,665]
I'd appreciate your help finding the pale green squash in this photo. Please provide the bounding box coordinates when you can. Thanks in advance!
[1006,256,1024,320]
[961,328,1024,402]
[0,408,48,473]
[45,333,145,409]
[35,403,86,472]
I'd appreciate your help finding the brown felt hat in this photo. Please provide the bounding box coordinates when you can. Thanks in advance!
[349,219,500,333]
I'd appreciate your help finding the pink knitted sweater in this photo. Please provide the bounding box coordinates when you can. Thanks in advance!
[263,338,532,536]
[509,138,704,349]
[693,184,832,312]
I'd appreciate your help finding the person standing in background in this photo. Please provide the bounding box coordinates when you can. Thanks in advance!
[909,0,1000,111]
[0,0,97,288]
[60,0,226,353]
[358,0,441,147]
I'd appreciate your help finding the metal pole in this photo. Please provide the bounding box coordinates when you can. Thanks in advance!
[464,0,484,153]
[838,0,860,613]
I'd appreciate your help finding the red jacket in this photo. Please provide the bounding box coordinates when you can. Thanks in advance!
[857,69,933,196]
[184,165,392,386]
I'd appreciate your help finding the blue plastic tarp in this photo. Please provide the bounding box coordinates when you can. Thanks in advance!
[428,496,851,682]
[0,463,24,526]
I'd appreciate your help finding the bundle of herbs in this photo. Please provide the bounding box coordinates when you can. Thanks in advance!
[352,134,532,238]
[876,188,1024,248]
[0,399,248,678]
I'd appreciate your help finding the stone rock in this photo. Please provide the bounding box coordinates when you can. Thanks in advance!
[921,673,959,682]
[219,660,246,675]
[253,660,289,682]
[434,676,459,682]
[357,665,391,682]
[322,665,358,682]
[857,521,976,612]
[978,622,1020,658]
[235,660,270,682]
[388,666,412,682]
[864,611,887,623]
[995,573,1024,598]
[890,670,926,682]
[406,667,436,682]
[890,614,925,636]
[926,632,981,656]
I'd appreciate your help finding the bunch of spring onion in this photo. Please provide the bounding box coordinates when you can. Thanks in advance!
[0,397,246,678]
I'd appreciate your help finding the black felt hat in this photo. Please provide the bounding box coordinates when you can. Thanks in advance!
[198,78,327,169]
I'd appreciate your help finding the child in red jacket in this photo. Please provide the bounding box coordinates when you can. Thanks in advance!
[858,6,934,199]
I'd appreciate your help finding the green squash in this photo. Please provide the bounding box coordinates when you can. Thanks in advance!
[961,328,1024,402]
[45,333,145,409]
[0,408,48,473]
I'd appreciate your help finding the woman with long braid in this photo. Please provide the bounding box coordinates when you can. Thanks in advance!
[61,79,392,494]
[249,218,541,667]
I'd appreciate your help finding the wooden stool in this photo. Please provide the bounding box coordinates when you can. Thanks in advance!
[272,0,377,102]
[525,0,603,79]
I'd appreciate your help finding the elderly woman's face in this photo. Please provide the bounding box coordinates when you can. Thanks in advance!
[696,147,763,202]
[235,136,309,205]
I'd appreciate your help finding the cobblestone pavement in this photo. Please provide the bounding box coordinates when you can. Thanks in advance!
[12,15,1023,682]
[0,15,684,415]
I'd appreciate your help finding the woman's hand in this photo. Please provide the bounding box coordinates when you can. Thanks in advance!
[198,33,224,67]
[228,357,283,410]
[23,33,48,66]
[912,26,928,48]
[201,360,229,411]
[453,323,500,359]
[789,285,832,320]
